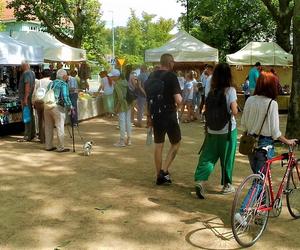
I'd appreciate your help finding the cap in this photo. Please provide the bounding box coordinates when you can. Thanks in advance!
[108,69,120,77]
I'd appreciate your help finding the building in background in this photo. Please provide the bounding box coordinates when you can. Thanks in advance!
[0,0,41,34]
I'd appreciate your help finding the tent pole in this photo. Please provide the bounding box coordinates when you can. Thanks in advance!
[186,0,190,33]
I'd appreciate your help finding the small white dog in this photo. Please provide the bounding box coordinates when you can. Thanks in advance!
[83,141,93,156]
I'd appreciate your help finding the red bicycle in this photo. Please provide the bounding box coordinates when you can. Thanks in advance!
[231,142,300,247]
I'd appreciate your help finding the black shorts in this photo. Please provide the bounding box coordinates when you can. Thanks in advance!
[153,112,181,144]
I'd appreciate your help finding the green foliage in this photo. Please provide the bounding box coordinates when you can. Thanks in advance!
[178,0,276,60]
[260,0,294,52]
[106,10,175,68]
[0,0,5,31]
[7,0,108,64]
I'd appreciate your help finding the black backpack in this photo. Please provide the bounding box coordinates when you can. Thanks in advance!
[126,86,137,105]
[205,89,231,131]
[144,71,168,117]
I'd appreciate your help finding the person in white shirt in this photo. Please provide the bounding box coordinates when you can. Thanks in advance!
[204,65,214,98]
[32,70,52,143]
[181,71,195,122]
[177,71,186,91]
[98,70,114,117]
[198,68,207,118]
[241,71,297,174]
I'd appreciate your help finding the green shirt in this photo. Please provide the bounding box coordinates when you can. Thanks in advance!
[113,79,130,113]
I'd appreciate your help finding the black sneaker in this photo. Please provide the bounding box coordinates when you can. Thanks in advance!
[156,175,165,185]
[163,171,172,184]
[195,183,205,199]
[156,170,172,185]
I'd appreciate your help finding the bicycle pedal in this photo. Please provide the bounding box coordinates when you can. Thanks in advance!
[283,189,292,195]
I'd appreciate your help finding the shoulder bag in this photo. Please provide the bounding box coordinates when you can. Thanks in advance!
[239,99,273,155]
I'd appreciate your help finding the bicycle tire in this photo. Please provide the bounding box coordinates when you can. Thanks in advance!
[286,160,300,218]
[231,174,270,247]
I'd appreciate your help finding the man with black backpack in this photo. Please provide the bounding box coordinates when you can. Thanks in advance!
[144,54,182,185]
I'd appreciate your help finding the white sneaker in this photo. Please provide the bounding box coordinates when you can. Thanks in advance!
[113,141,126,147]
[234,212,247,227]
[127,138,132,146]
[222,183,235,194]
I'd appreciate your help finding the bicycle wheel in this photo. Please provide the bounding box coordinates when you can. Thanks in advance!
[231,174,270,247]
[286,160,300,218]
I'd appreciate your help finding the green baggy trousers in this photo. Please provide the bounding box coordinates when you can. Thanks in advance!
[194,128,237,185]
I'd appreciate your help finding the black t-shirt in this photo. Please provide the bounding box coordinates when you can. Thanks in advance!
[150,70,181,111]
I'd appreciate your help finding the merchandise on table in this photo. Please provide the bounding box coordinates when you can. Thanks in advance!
[0,96,22,125]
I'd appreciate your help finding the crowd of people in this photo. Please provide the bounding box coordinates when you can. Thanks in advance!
[16,55,297,201]
[17,61,90,152]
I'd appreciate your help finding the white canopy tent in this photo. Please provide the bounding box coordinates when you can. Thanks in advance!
[145,31,219,63]
[0,33,43,65]
[226,42,293,66]
[11,31,86,62]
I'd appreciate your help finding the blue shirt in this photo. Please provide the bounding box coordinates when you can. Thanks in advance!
[248,67,260,90]
[183,81,193,100]
[200,72,207,95]
[67,76,78,93]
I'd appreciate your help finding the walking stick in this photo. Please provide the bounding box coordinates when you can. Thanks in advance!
[71,123,75,152]
[70,109,75,152]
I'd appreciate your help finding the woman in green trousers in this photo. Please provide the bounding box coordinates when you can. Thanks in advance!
[194,63,238,199]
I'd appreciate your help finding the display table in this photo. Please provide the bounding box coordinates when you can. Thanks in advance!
[77,96,104,121]
[237,94,290,111]
[0,96,23,135]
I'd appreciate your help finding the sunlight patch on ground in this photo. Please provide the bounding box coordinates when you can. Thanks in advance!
[0,185,14,191]
[142,211,175,224]
[27,227,68,249]
[40,200,71,219]
[136,197,160,208]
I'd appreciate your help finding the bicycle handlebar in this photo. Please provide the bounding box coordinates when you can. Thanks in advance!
[260,139,299,157]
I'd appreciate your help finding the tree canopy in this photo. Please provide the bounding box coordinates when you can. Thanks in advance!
[7,0,109,64]
[178,0,276,60]
[0,0,5,31]
[106,10,175,66]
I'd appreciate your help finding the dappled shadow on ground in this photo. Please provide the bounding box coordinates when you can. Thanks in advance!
[0,115,299,249]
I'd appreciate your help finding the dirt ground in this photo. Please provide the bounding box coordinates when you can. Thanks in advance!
[0,114,299,250]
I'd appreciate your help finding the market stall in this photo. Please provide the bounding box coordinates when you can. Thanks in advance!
[77,93,104,121]
[145,30,219,69]
[0,33,44,135]
[226,42,293,110]
[10,31,86,62]
[226,42,293,86]
[0,33,43,65]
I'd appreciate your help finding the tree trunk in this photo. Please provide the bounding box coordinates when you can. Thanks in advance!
[261,0,293,52]
[276,18,292,52]
[286,2,300,138]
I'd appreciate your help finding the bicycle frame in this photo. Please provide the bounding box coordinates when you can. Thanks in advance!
[259,149,297,212]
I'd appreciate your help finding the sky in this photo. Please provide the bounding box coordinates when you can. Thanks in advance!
[99,0,186,29]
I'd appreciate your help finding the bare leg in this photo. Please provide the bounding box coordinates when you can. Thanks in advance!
[180,103,185,119]
[162,142,180,173]
[154,143,164,175]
